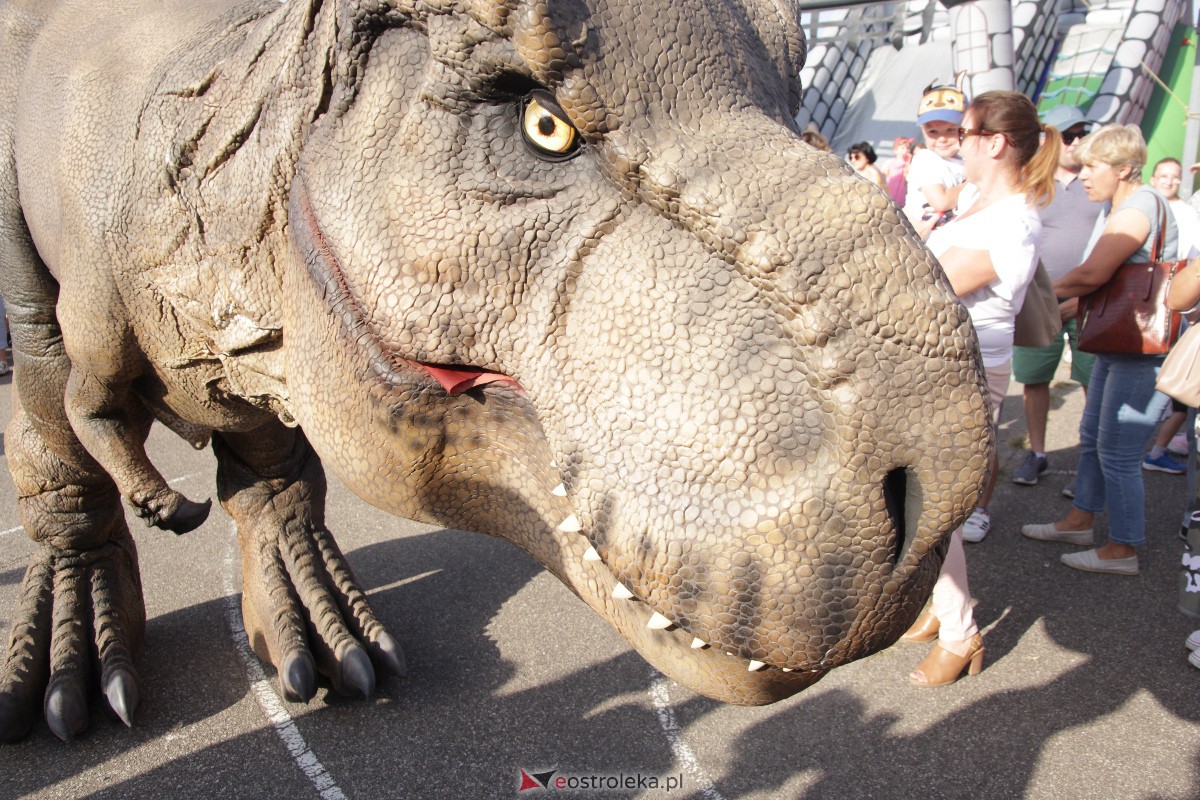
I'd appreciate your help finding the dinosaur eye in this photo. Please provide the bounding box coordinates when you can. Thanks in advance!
[520,91,581,160]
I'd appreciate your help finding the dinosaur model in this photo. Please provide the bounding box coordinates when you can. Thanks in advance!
[0,0,991,741]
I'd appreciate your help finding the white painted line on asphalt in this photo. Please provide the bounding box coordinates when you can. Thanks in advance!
[167,470,207,486]
[366,569,442,596]
[0,525,22,538]
[223,529,350,800]
[648,671,726,800]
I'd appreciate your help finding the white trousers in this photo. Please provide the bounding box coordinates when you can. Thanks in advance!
[930,528,978,642]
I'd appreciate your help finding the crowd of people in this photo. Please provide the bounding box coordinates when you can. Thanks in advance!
[828,81,1200,684]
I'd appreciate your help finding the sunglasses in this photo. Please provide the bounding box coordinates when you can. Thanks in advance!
[957,128,1008,145]
[1061,130,1088,145]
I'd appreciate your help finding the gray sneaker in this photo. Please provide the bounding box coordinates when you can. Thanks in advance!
[1060,548,1139,576]
[1012,451,1048,485]
[1021,522,1095,546]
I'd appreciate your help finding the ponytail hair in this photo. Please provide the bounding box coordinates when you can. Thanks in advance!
[968,91,1059,207]
[1022,125,1060,208]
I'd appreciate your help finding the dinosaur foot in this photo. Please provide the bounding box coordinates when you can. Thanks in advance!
[131,488,212,535]
[0,533,145,742]
[240,524,404,703]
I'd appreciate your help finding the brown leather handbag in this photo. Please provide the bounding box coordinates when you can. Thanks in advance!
[1076,197,1184,355]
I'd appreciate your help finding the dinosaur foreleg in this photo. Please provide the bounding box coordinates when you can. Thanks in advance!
[214,426,404,703]
[57,317,210,535]
[0,399,144,742]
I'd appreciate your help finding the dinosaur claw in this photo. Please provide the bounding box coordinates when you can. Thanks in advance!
[340,645,374,699]
[160,497,212,535]
[375,632,407,679]
[280,651,317,703]
[104,668,139,727]
[45,683,88,742]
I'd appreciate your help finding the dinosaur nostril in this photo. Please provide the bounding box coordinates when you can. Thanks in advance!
[882,467,920,567]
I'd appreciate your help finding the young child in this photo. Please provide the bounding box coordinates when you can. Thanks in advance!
[902,80,968,234]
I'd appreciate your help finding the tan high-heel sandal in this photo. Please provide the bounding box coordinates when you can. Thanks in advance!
[908,633,984,687]
[900,609,939,643]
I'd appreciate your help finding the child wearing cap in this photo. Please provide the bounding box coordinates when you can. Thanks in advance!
[902,81,969,235]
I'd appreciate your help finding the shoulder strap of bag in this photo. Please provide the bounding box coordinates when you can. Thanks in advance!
[1151,193,1167,263]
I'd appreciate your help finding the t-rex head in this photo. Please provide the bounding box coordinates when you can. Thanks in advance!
[280,0,991,703]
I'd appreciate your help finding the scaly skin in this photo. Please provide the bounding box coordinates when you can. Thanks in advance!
[0,0,992,741]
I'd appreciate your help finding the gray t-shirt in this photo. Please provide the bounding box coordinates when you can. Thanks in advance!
[1085,185,1179,263]
[1040,175,1104,281]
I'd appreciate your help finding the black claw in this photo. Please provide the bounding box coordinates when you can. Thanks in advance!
[45,683,88,742]
[0,692,35,744]
[375,632,407,679]
[160,497,212,535]
[340,645,375,699]
[280,651,316,703]
[104,668,139,727]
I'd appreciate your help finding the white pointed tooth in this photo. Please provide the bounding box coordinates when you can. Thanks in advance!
[550,461,557,468]
[583,546,601,562]
[552,484,567,497]
[612,583,635,600]
[690,638,708,650]
[747,660,767,672]
[647,612,673,630]
[557,514,582,533]
[782,668,793,673]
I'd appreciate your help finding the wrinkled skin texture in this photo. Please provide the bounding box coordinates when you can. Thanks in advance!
[0,0,991,741]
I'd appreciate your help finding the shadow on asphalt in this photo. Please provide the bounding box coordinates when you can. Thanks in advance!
[4,375,1199,798]
[6,524,716,797]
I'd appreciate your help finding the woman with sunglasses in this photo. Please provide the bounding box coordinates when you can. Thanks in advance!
[902,91,1060,686]
[1023,125,1180,576]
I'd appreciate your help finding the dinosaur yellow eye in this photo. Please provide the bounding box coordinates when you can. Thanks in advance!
[520,91,580,160]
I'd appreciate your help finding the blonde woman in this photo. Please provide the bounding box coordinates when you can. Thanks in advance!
[1023,125,1179,576]
[904,91,1060,685]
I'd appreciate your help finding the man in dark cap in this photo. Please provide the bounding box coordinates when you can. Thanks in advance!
[1010,106,1103,493]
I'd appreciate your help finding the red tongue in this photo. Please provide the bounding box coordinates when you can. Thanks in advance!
[415,363,524,396]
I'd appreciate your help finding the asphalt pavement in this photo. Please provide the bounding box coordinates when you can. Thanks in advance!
[1,363,1198,800]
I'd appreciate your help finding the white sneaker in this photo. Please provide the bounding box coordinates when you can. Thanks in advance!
[1187,630,1200,651]
[962,509,990,543]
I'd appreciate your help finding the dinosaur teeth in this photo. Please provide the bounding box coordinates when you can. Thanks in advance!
[612,583,634,600]
[647,612,673,630]
[587,566,786,675]
[552,484,567,497]
[557,514,582,533]
[583,546,601,562]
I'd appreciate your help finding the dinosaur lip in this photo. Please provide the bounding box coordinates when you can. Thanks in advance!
[291,177,523,394]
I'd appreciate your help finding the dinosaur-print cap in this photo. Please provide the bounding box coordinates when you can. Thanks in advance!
[917,81,967,126]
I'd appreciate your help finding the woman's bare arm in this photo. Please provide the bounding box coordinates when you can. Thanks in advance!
[1167,259,1200,311]
[937,246,998,297]
[1052,206,1151,297]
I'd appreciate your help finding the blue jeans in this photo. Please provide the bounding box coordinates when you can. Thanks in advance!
[1074,354,1170,546]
